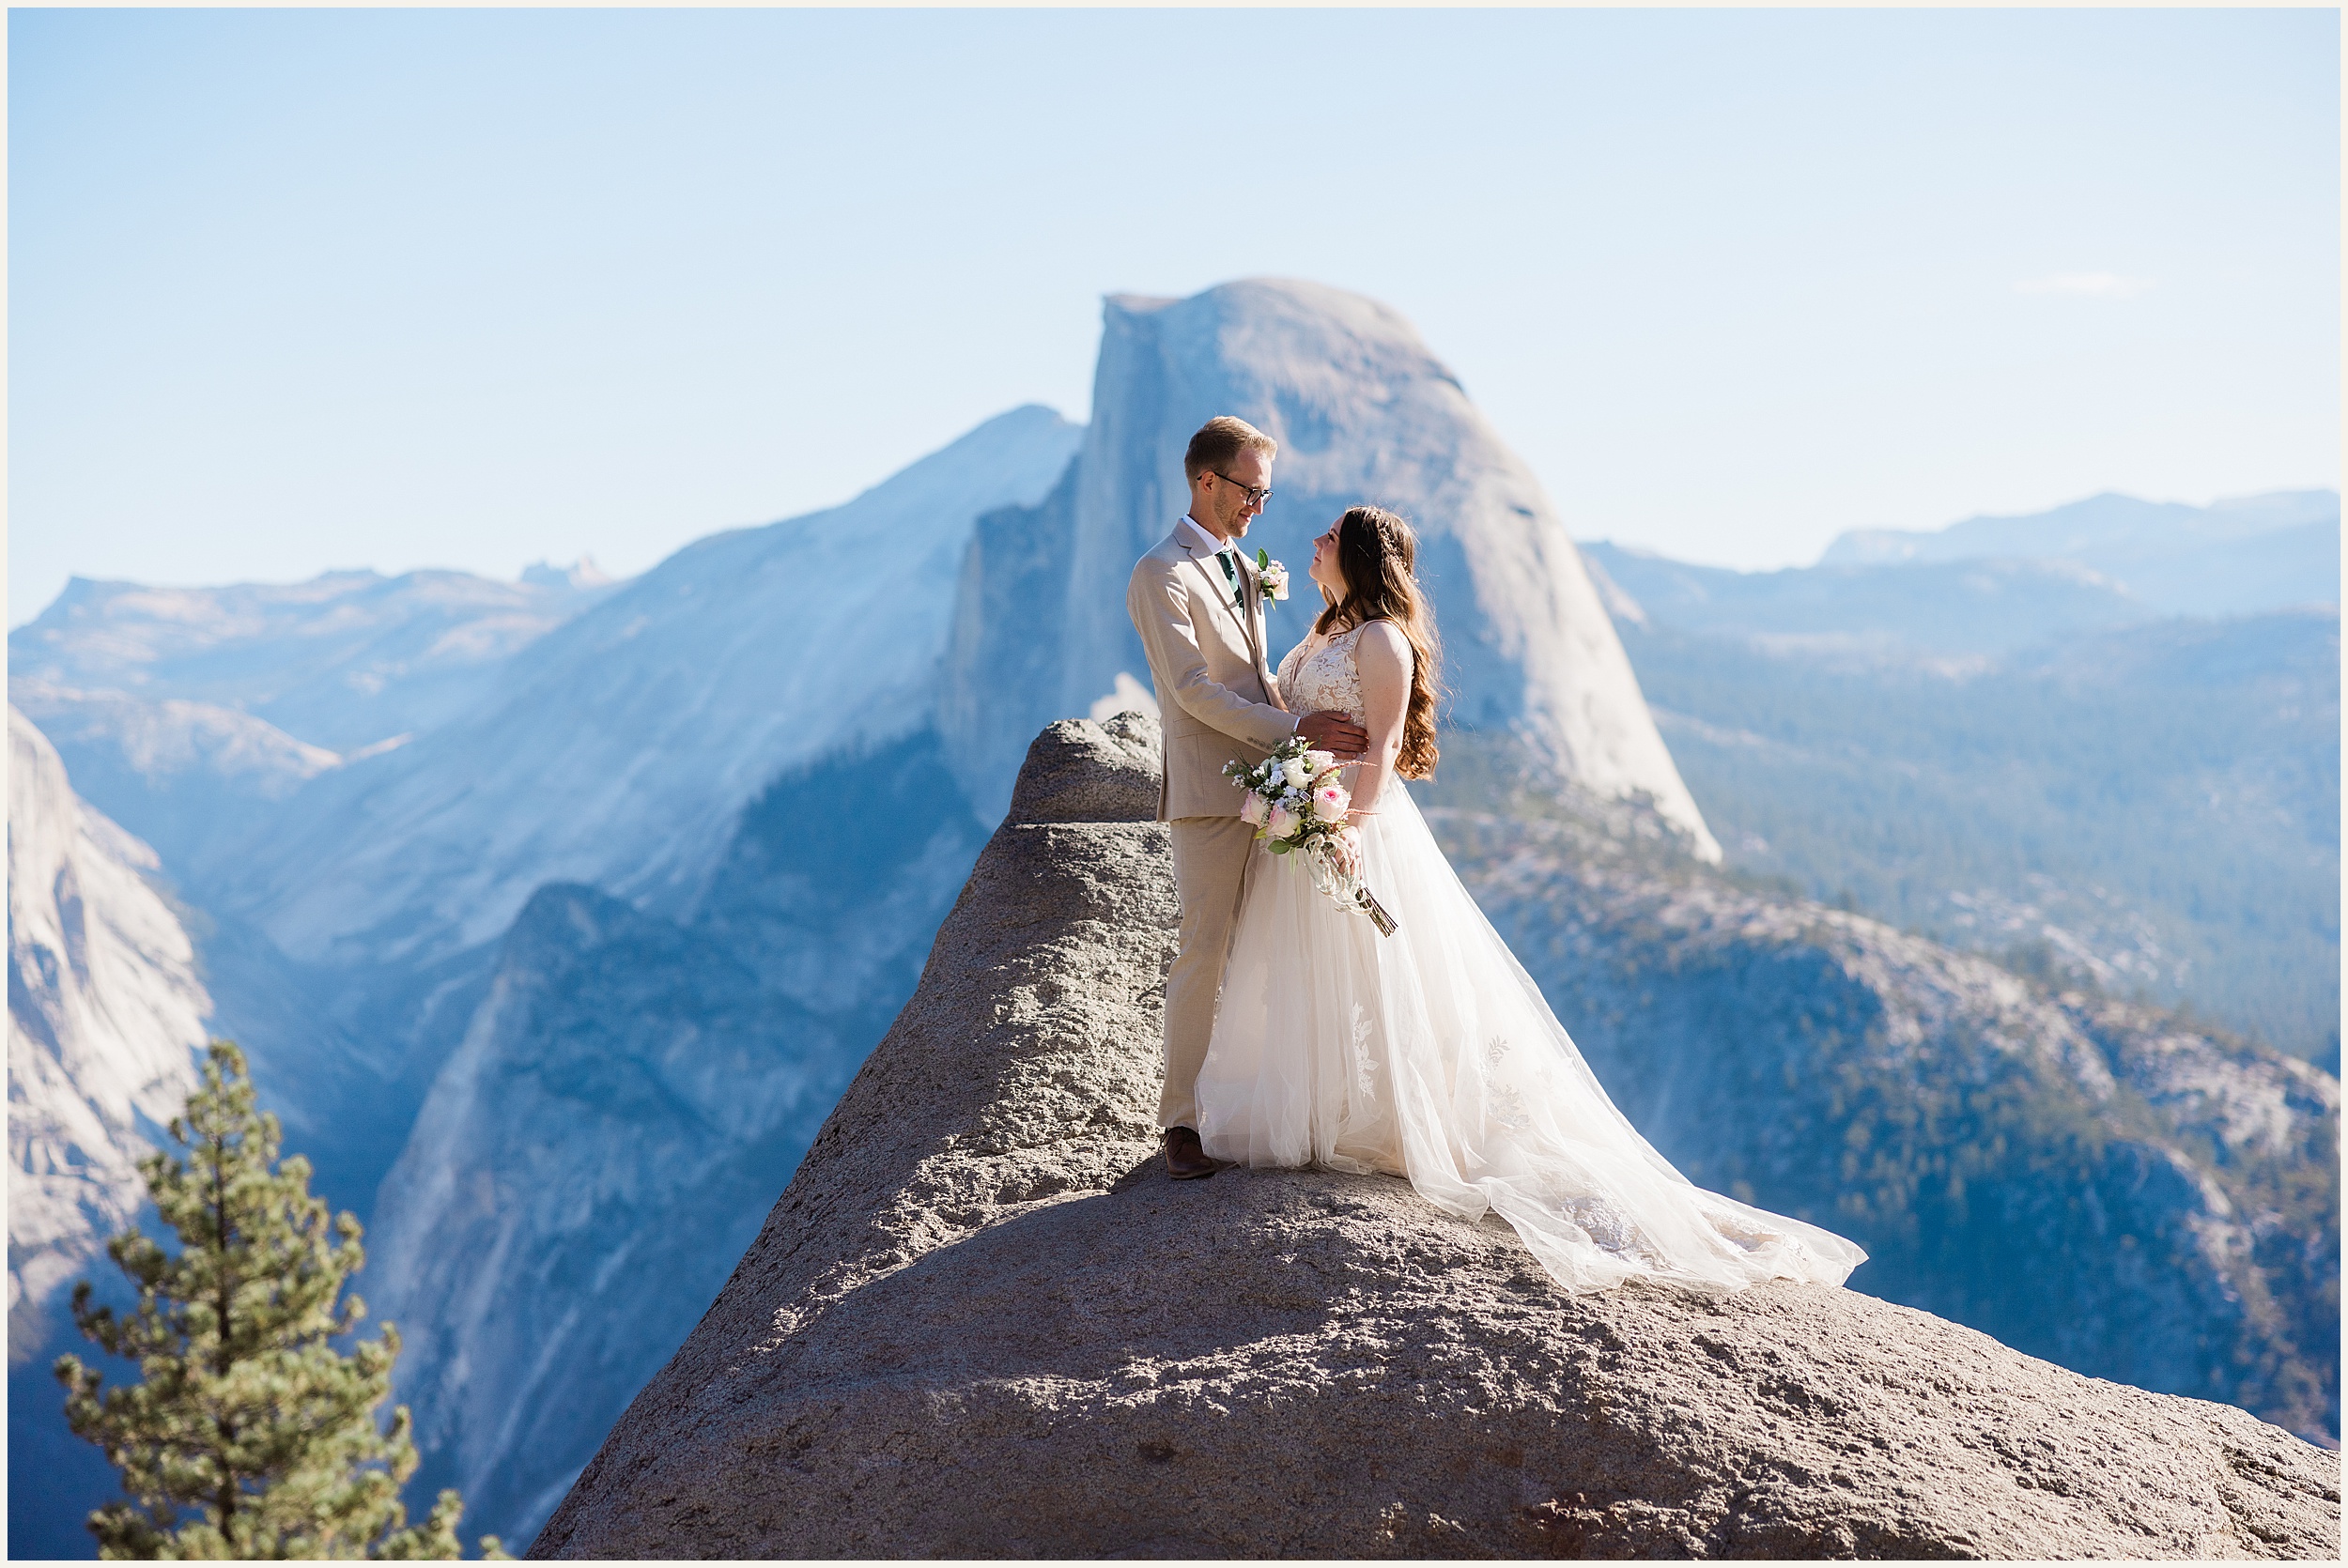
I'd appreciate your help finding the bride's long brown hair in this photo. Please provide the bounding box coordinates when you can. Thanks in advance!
[1315,505,1443,779]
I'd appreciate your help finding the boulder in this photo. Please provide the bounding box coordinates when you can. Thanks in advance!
[533,715,2338,1560]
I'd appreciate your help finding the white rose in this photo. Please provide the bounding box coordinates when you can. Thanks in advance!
[1281,757,1311,789]
[1305,749,1336,775]
[1267,803,1300,839]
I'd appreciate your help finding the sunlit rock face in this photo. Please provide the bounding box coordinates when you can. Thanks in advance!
[975,279,1718,858]
[203,407,1080,970]
[7,706,208,1348]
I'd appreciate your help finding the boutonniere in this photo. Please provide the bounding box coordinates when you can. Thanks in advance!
[1255,548,1290,603]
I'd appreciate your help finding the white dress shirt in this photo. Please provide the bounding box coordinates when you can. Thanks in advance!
[1178,514,1244,605]
[1177,513,1234,557]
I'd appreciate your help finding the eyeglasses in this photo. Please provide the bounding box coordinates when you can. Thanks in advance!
[1209,470,1272,508]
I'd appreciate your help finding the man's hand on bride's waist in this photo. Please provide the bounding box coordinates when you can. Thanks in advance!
[1296,709,1367,759]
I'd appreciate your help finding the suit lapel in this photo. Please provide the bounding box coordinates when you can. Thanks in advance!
[1238,556,1287,709]
[1174,531,1286,709]
[1186,542,1260,661]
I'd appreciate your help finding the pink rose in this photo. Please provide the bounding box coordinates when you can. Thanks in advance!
[1312,783,1350,822]
[1241,791,1268,827]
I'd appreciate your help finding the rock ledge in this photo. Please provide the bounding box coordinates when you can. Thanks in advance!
[533,716,2338,1560]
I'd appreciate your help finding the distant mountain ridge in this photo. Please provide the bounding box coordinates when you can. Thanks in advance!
[1817,488,2339,618]
[1583,545,2145,662]
[199,406,1083,970]
[1580,521,2339,1069]
[1587,487,2339,666]
[12,565,622,754]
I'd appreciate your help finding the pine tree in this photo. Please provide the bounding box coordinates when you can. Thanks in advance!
[54,1040,505,1560]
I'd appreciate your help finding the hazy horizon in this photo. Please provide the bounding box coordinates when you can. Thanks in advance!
[10,441,2336,621]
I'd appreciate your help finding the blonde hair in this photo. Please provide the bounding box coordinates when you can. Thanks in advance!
[1182,416,1277,483]
[1314,506,1442,778]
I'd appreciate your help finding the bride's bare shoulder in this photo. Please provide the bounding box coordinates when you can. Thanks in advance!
[1352,618,1414,668]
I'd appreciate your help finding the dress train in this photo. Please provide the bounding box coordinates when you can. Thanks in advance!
[1194,625,1865,1294]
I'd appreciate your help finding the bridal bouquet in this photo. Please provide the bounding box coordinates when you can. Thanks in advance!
[1225,738,1398,936]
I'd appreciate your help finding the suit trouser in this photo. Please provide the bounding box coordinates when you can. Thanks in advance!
[1159,814,1260,1130]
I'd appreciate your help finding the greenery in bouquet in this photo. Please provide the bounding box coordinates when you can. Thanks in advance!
[1224,738,1398,933]
[1225,737,1352,853]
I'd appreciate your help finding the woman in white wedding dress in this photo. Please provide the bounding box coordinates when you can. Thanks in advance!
[1193,506,1866,1295]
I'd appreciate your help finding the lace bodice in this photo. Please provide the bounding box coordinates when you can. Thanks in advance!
[1278,623,1369,721]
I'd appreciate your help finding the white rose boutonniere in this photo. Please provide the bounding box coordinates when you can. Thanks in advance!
[1255,547,1290,602]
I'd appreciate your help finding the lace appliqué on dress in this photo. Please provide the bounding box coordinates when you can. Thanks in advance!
[1279,624,1369,722]
[1483,1036,1535,1132]
[1560,1196,1647,1257]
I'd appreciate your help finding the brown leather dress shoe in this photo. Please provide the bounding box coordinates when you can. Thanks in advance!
[1163,1126,1217,1180]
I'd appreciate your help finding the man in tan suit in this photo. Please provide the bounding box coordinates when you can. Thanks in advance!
[1127,416,1367,1179]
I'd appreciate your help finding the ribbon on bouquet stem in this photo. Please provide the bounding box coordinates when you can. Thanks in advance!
[1306,837,1398,938]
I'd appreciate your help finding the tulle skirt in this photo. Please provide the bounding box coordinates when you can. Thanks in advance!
[1194,786,1866,1294]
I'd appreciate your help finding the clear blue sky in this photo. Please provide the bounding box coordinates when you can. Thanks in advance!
[9,7,2339,625]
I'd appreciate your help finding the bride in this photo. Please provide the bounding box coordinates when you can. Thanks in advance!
[1192,505,1867,1294]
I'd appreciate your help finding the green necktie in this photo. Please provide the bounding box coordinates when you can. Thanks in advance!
[1216,547,1244,609]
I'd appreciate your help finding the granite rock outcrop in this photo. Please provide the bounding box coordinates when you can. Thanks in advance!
[533,716,2338,1560]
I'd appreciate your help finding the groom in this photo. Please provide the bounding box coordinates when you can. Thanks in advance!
[1126,415,1368,1179]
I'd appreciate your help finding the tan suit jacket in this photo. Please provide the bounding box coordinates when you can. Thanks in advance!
[1127,527,1297,821]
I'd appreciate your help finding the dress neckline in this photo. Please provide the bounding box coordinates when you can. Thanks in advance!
[1301,618,1382,660]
